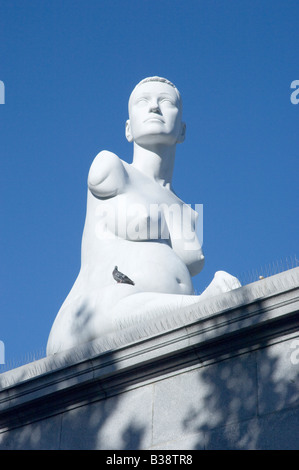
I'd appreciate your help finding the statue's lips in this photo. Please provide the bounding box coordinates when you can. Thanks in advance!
[144,117,165,123]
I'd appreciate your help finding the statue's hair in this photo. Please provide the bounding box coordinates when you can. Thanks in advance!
[129,76,182,108]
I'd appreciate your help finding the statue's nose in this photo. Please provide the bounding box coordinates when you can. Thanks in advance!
[149,104,161,114]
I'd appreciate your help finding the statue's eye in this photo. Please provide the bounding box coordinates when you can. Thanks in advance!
[136,98,148,105]
[160,98,175,105]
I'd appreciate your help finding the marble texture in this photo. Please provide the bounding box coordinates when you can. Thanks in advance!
[47,77,240,355]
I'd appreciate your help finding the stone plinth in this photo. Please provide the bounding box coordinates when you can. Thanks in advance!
[0,268,298,450]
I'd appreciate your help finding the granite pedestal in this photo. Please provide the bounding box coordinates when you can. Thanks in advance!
[0,268,298,450]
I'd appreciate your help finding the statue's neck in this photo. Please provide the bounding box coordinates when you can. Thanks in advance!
[131,142,176,189]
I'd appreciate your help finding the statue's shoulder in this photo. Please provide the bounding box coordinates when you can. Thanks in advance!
[95,149,122,161]
[88,150,126,197]
[90,148,123,168]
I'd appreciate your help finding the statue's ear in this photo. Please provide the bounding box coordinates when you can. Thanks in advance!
[125,120,133,142]
[177,122,186,144]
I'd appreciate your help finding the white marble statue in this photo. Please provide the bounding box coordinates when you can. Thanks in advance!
[46,77,241,355]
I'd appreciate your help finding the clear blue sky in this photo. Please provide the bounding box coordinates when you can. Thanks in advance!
[0,0,298,369]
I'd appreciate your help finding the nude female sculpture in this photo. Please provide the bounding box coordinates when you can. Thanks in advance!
[46,77,241,355]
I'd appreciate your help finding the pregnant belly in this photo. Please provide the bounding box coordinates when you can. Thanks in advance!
[125,241,194,294]
[82,237,194,295]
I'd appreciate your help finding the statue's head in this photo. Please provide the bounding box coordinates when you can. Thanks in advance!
[128,76,182,109]
[126,76,186,146]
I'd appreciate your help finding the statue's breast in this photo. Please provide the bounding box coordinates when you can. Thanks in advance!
[88,160,197,248]
[107,190,167,241]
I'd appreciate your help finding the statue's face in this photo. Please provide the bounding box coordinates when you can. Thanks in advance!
[126,81,185,146]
